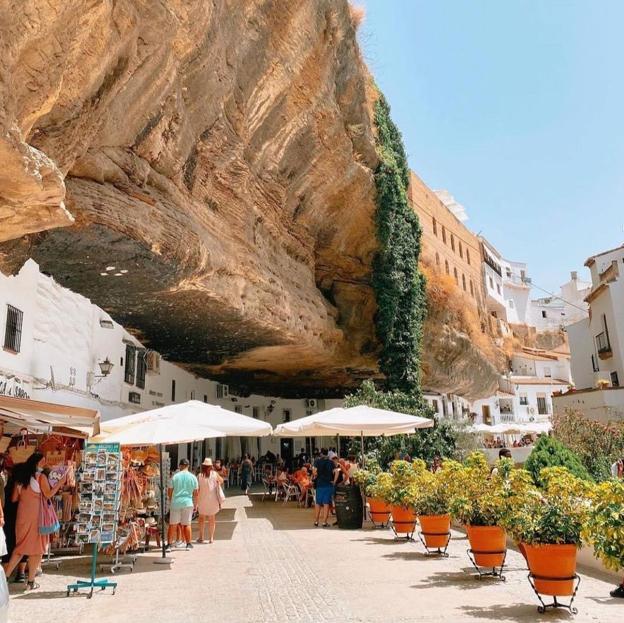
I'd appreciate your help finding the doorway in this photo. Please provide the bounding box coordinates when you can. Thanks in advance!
[280,438,294,470]
[482,405,491,425]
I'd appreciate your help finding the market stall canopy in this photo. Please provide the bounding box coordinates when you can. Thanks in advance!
[97,400,272,439]
[0,395,100,438]
[273,405,434,437]
[470,422,552,435]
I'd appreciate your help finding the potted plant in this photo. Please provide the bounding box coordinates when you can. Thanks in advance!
[584,479,624,598]
[410,459,461,554]
[449,452,509,577]
[384,460,418,538]
[353,462,392,527]
[502,466,591,612]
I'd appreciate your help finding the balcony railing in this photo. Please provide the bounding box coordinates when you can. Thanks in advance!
[596,331,612,359]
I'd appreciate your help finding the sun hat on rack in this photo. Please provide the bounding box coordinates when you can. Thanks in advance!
[202,458,213,466]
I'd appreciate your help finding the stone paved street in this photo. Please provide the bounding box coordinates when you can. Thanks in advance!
[8,492,623,623]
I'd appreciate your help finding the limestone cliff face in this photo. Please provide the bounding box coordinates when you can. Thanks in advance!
[0,0,500,398]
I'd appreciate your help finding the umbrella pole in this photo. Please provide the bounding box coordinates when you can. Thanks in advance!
[360,431,365,467]
[154,443,173,565]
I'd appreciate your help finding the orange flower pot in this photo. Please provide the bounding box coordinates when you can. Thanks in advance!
[419,514,451,549]
[466,525,506,568]
[368,498,392,526]
[523,543,578,596]
[391,505,417,534]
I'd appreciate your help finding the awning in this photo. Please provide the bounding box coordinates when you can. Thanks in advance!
[0,395,100,438]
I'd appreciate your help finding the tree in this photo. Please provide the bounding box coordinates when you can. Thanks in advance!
[525,435,592,486]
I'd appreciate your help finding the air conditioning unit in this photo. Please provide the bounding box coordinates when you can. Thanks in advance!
[305,399,317,408]
[146,350,161,374]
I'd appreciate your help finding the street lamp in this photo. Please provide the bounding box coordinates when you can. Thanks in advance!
[97,357,114,378]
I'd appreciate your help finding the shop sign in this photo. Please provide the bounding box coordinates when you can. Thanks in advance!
[0,376,31,399]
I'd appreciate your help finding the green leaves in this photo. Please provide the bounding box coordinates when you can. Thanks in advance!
[372,93,426,397]
[525,436,593,486]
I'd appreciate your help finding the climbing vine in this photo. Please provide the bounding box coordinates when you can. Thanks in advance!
[372,93,427,400]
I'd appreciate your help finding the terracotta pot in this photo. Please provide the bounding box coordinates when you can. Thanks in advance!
[419,514,451,548]
[523,543,577,596]
[466,525,506,567]
[391,505,417,534]
[368,498,392,526]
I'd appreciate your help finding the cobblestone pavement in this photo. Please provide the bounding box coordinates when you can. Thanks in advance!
[7,491,623,623]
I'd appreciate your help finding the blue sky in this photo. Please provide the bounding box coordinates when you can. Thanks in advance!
[359,0,624,292]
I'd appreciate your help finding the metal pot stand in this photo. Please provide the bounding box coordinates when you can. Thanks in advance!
[418,530,451,557]
[466,548,507,581]
[390,519,416,541]
[527,573,581,615]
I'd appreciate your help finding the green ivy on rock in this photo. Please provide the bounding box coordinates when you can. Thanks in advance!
[372,93,426,400]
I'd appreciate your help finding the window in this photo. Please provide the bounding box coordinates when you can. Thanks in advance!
[496,283,501,295]
[435,252,440,266]
[432,217,437,236]
[216,384,229,399]
[611,371,620,387]
[136,349,146,389]
[129,391,141,404]
[508,299,515,309]
[537,396,548,415]
[203,394,208,403]
[541,310,547,319]
[451,234,455,252]
[470,280,474,297]
[591,354,599,372]
[462,274,466,291]
[432,399,439,413]
[124,344,136,384]
[282,409,291,422]
[252,407,260,419]
[3,305,23,353]
[466,248,470,265]
[453,267,458,284]
[459,241,463,259]
[489,276,494,289]
[190,390,195,400]
[445,260,450,275]
[544,366,551,378]
[519,394,528,406]
[234,405,243,414]
[171,379,176,401]
[442,227,447,244]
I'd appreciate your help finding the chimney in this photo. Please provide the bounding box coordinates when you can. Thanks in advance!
[571,271,578,281]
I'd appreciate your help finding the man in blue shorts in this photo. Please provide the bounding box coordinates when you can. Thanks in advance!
[312,448,334,527]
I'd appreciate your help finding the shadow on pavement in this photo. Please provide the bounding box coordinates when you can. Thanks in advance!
[411,569,507,591]
[352,536,411,546]
[382,550,457,562]
[460,603,573,621]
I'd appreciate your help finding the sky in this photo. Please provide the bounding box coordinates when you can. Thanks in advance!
[359,0,624,293]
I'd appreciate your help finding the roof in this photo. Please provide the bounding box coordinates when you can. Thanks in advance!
[514,346,570,361]
[585,244,624,267]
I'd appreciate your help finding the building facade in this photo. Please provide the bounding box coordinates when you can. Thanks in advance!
[408,172,484,308]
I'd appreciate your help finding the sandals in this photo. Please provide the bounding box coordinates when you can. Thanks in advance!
[314,521,319,527]
[25,581,40,591]
[322,523,330,528]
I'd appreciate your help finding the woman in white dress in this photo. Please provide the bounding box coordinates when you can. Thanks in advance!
[197,459,224,544]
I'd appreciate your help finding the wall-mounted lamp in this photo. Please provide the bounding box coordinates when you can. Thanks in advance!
[97,357,114,377]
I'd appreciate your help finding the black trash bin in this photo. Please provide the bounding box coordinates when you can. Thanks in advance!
[334,484,363,529]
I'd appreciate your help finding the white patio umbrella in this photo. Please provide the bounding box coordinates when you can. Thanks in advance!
[274,405,433,464]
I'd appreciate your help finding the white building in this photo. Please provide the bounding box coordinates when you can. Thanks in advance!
[0,260,342,464]
[556,244,624,422]
[472,347,571,427]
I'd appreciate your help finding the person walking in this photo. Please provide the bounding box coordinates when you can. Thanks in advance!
[240,454,253,494]
[197,459,224,544]
[610,457,623,479]
[312,448,334,528]
[2,453,68,591]
[167,459,198,550]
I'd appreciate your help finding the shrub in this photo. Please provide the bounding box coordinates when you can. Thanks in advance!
[585,480,624,572]
[409,459,462,516]
[525,435,592,486]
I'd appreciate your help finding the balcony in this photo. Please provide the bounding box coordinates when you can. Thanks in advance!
[596,331,612,360]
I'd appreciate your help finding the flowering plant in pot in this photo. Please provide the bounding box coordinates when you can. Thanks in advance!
[385,460,419,536]
[449,452,510,575]
[501,466,591,611]
[353,461,392,527]
[410,459,462,553]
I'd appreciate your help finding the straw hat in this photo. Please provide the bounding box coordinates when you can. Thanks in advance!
[202,458,213,466]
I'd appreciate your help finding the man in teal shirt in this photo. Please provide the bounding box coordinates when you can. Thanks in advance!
[167,458,199,550]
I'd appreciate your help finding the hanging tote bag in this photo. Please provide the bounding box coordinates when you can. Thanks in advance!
[39,495,61,535]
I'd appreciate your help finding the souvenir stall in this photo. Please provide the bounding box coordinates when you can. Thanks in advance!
[0,396,99,562]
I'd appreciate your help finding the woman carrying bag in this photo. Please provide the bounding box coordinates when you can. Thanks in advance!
[196,459,225,544]
[2,453,69,591]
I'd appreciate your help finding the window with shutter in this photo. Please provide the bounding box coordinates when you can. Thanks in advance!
[124,344,136,384]
[136,349,146,388]
[3,305,23,353]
